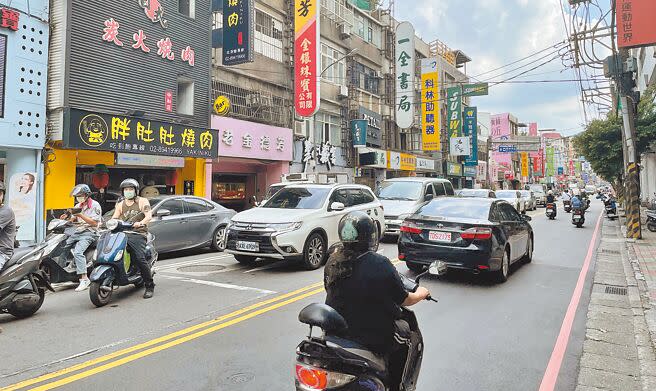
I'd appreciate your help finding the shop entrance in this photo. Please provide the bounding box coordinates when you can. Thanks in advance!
[211,174,257,212]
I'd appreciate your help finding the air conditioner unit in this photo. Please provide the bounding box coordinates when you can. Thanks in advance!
[294,121,306,137]
[339,24,352,39]
[338,85,349,99]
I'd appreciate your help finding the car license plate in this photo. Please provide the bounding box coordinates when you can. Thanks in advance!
[428,231,451,242]
[236,241,259,252]
[573,216,581,221]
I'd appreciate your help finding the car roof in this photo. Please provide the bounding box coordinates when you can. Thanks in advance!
[461,188,493,191]
[428,197,497,206]
[384,177,450,183]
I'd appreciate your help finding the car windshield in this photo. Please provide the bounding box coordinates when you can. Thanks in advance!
[496,191,517,198]
[520,191,531,197]
[265,185,285,200]
[529,185,544,193]
[376,181,422,201]
[415,199,491,220]
[262,187,330,209]
[460,190,490,198]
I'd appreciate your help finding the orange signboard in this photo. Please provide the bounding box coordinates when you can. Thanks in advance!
[616,0,656,49]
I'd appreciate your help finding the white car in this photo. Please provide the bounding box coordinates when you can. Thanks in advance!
[224,184,385,270]
[496,190,526,213]
[519,190,537,211]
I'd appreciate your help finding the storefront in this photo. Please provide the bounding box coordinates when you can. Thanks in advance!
[356,148,387,190]
[211,116,292,212]
[415,157,441,177]
[446,162,464,189]
[386,151,416,178]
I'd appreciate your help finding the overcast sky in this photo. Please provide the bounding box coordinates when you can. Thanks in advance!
[396,0,612,136]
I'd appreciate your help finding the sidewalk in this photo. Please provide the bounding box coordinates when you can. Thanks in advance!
[575,211,656,391]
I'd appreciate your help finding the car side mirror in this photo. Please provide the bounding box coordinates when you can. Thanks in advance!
[429,261,448,276]
[330,202,345,212]
[424,193,434,201]
[521,214,532,222]
[155,208,171,217]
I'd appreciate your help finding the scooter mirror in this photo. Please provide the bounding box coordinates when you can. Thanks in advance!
[429,261,448,276]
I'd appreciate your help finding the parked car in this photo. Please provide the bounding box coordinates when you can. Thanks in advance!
[528,184,547,206]
[224,183,386,270]
[397,198,533,282]
[495,190,526,213]
[376,178,455,236]
[104,196,236,254]
[520,190,537,211]
[458,189,496,198]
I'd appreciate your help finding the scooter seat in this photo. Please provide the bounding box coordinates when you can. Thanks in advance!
[324,335,387,372]
[299,303,348,333]
[1,247,34,271]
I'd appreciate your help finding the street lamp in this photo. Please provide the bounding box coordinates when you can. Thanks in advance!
[319,48,358,78]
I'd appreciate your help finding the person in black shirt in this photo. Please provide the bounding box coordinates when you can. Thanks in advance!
[325,211,430,388]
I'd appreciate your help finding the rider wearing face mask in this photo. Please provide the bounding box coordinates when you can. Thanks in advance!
[111,179,155,299]
[61,184,102,291]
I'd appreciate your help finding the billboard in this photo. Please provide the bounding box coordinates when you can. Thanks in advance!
[490,113,512,176]
[294,0,320,117]
[351,119,367,147]
[463,106,478,166]
[616,0,656,49]
[222,0,255,65]
[395,22,415,129]
[420,58,439,151]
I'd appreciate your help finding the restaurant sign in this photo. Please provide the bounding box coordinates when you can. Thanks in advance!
[65,109,218,158]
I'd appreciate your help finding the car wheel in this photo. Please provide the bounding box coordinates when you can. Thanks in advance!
[234,255,257,265]
[406,261,425,273]
[211,225,227,251]
[494,249,510,283]
[302,233,326,270]
[522,236,533,263]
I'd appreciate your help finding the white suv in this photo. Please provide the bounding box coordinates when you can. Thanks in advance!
[224,184,385,270]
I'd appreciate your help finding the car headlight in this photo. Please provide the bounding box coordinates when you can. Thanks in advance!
[267,222,302,231]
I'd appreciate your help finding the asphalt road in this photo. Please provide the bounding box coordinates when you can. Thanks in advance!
[0,201,603,391]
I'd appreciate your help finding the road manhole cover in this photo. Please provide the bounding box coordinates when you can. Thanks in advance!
[177,264,226,273]
[228,373,254,384]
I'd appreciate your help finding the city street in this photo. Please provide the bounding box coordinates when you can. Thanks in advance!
[0,203,603,391]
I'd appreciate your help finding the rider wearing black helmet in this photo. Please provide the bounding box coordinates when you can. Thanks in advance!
[0,181,16,271]
[324,211,430,389]
[111,178,155,299]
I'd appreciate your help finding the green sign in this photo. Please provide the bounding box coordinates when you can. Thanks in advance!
[447,87,462,138]
[349,0,373,10]
[546,146,555,176]
[462,83,489,97]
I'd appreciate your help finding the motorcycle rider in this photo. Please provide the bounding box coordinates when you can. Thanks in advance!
[60,184,102,291]
[562,189,572,202]
[572,190,584,210]
[111,178,155,299]
[0,181,16,271]
[324,211,430,390]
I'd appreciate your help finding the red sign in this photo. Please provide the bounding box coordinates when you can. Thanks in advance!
[569,159,575,176]
[294,0,319,118]
[1,8,19,31]
[164,90,173,112]
[529,122,538,137]
[616,0,656,49]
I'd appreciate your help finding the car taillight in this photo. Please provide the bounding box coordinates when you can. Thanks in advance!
[400,222,422,234]
[461,227,492,240]
[295,364,355,390]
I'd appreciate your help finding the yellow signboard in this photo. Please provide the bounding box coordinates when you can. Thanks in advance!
[387,151,416,171]
[213,96,231,116]
[521,152,530,178]
[421,59,440,151]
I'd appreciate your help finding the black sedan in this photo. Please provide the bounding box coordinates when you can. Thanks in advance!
[397,198,533,283]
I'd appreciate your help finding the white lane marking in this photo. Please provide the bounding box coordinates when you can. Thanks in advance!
[242,262,286,273]
[156,254,235,271]
[160,275,276,294]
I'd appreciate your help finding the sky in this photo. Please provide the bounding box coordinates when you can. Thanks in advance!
[396,0,613,137]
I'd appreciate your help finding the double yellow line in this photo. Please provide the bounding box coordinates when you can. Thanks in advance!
[1,282,325,391]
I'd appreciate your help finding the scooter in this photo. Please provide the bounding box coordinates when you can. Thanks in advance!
[563,200,572,213]
[39,217,97,284]
[646,210,656,232]
[545,203,557,220]
[601,195,617,220]
[572,208,585,228]
[294,261,447,391]
[88,219,157,307]
[0,242,54,318]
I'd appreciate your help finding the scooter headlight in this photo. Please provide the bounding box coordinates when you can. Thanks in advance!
[113,250,124,262]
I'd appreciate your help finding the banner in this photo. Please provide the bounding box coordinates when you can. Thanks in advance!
[569,159,575,176]
[8,172,37,241]
[420,58,439,151]
[616,0,656,49]
[529,122,538,136]
[463,106,478,166]
[450,136,470,156]
[294,0,320,117]
[351,119,367,147]
[447,87,462,138]
[521,152,529,178]
[395,22,415,128]
[546,146,555,176]
[222,0,255,65]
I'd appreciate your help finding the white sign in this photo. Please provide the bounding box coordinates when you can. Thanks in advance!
[117,153,185,168]
[388,151,401,170]
[416,158,435,171]
[450,137,471,156]
[8,172,37,241]
[395,21,415,129]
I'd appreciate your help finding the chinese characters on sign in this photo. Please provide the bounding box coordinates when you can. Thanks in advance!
[66,109,218,158]
[302,141,336,171]
[395,22,415,129]
[223,0,255,65]
[1,7,20,31]
[351,119,367,147]
[294,0,320,117]
[463,107,478,166]
[420,59,440,151]
[212,116,293,161]
[521,152,529,178]
[616,0,656,49]
[164,90,173,112]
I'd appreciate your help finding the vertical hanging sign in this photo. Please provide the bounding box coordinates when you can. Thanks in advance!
[447,87,462,139]
[521,152,529,178]
[294,0,320,117]
[395,22,415,129]
[546,146,555,177]
[463,106,478,166]
[420,58,439,151]
[222,0,255,65]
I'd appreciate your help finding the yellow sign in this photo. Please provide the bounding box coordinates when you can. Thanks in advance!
[521,152,530,178]
[213,96,231,116]
[421,59,440,151]
[400,153,416,171]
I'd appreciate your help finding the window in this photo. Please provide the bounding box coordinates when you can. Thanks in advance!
[425,184,434,196]
[489,205,501,222]
[434,183,446,196]
[179,0,195,18]
[212,11,223,29]
[185,198,213,213]
[376,181,422,201]
[177,78,194,115]
[351,62,380,95]
[500,203,520,221]
[265,187,331,209]
[315,112,342,144]
[367,27,373,43]
[348,189,374,206]
[353,12,382,48]
[444,182,455,196]
[416,199,491,220]
[160,199,185,216]
[321,43,346,85]
[255,10,283,62]
[330,189,350,207]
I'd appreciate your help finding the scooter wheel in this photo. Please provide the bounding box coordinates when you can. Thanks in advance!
[8,288,45,318]
[89,281,113,307]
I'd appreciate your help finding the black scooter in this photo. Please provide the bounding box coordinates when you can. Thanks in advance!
[294,261,446,391]
[89,219,157,307]
[40,216,97,284]
[601,195,617,220]
[0,243,54,318]
[546,203,557,220]
[572,208,585,228]
[563,200,572,213]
